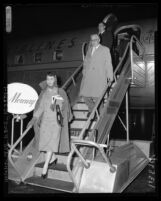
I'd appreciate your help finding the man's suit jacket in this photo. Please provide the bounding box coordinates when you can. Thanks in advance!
[99,30,113,50]
[79,44,113,98]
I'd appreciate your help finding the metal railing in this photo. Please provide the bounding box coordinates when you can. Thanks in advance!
[8,125,32,178]
[67,139,116,192]
[62,63,83,90]
[130,35,145,85]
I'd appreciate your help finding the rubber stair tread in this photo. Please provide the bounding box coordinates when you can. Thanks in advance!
[25,176,74,192]
[70,128,82,131]
[35,162,68,171]
[75,101,86,104]
[73,118,88,121]
[72,109,88,112]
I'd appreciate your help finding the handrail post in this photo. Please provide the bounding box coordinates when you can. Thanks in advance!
[71,143,90,169]
[130,35,145,86]
[11,114,15,147]
[92,129,97,160]
[20,118,23,152]
[126,90,129,143]
[130,37,134,83]
[66,149,79,192]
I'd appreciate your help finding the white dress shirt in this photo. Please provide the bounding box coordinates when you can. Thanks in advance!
[92,44,100,55]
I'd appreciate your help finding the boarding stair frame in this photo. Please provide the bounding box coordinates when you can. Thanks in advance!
[66,35,146,192]
[8,34,146,192]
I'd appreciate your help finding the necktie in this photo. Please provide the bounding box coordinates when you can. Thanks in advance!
[92,47,96,55]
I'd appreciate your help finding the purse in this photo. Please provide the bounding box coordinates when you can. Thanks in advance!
[56,104,63,127]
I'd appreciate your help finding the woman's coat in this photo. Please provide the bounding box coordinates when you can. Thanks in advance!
[33,81,73,153]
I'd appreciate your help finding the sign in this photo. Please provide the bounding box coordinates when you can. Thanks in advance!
[7,83,38,114]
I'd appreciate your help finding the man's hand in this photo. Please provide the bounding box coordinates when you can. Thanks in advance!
[107,77,112,83]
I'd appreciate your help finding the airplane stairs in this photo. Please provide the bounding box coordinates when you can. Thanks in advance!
[8,35,150,193]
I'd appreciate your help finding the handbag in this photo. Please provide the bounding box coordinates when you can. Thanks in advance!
[56,104,63,127]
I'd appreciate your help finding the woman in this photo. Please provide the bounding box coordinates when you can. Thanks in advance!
[27,72,73,178]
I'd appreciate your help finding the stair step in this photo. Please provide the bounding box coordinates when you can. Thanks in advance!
[34,162,72,182]
[70,128,82,137]
[76,101,86,103]
[35,162,68,171]
[72,109,88,112]
[70,128,93,138]
[72,103,88,110]
[73,110,88,119]
[25,177,74,193]
[70,120,96,129]
[73,118,88,121]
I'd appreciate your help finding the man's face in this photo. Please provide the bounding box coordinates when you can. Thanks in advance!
[98,23,105,33]
[46,75,55,88]
[90,35,99,47]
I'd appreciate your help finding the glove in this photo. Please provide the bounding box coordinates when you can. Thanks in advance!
[27,117,37,128]
[56,104,63,127]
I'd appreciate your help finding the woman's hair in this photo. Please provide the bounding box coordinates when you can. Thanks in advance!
[46,72,58,87]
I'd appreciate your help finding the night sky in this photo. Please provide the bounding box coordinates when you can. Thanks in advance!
[5,3,158,41]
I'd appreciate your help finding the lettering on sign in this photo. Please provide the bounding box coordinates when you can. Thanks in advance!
[56,39,67,50]
[8,83,38,114]
[68,37,77,48]
[9,92,36,107]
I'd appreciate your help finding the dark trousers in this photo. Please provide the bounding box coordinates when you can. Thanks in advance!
[83,96,98,113]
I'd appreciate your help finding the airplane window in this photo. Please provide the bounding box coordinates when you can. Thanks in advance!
[15,55,24,65]
[34,52,42,63]
[53,50,63,61]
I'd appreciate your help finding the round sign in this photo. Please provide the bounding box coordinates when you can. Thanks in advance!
[7,83,39,114]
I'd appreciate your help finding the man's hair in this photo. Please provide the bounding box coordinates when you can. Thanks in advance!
[47,72,55,77]
[99,22,106,27]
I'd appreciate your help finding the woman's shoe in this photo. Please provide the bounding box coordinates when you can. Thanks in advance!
[41,165,48,179]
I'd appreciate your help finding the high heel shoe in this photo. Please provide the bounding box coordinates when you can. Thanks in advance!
[41,166,48,179]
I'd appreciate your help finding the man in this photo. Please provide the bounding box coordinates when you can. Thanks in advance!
[98,22,113,51]
[79,34,113,117]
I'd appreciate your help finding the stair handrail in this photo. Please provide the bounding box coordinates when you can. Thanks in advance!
[72,139,116,172]
[8,125,32,177]
[130,35,145,83]
[67,139,116,192]
[62,63,83,90]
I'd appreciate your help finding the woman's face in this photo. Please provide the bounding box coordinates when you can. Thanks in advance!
[46,75,55,87]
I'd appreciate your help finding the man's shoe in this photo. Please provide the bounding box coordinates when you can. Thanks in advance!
[41,172,48,179]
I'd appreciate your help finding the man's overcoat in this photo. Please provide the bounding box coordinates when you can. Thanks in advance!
[79,44,113,98]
